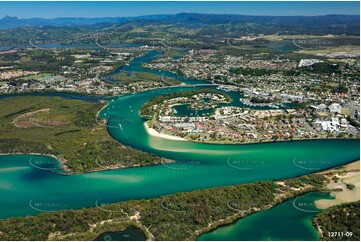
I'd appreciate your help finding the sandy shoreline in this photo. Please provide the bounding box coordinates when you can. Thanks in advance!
[143,122,187,141]
[315,169,360,209]
[316,160,360,174]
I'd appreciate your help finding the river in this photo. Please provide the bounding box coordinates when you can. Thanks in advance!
[0,50,359,241]
[198,192,333,241]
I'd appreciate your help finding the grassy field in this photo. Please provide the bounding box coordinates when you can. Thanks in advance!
[0,96,162,172]
[18,73,52,81]
[163,49,183,58]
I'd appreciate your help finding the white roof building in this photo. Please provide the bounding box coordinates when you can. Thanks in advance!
[329,103,342,113]
[331,117,340,126]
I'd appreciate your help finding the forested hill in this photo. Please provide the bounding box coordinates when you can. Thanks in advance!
[143,13,360,35]
[1,13,359,35]
[0,13,359,46]
[0,14,171,29]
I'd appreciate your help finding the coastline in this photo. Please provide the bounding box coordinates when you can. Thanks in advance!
[140,126,360,146]
[315,172,360,209]
[0,152,172,175]
[314,160,360,209]
[143,122,187,141]
[194,160,360,240]
[191,188,323,240]
[0,152,69,175]
[0,152,359,240]
[0,152,63,162]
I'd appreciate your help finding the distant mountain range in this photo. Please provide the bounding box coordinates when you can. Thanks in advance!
[0,13,359,40]
[0,14,172,29]
[0,13,359,30]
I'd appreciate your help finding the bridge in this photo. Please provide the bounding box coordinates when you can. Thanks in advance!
[28,38,46,50]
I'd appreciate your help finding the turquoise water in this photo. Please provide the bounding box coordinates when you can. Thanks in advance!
[94,225,146,241]
[198,192,333,241]
[104,50,208,85]
[0,103,359,219]
[0,50,359,242]
[173,103,216,117]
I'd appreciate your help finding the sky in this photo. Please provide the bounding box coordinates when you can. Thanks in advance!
[0,1,359,19]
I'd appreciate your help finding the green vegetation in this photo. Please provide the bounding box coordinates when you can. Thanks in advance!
[163,49,183,58]
[0,138,50,155]
[65,139,160,172]
[313,201,360,241]
[0,26,92,45]
[346,183,356,190]
[306,80,349,94]
[73,103,101,128]
[109,71,180,85]
[347,116,360,128]
[0,14,359,241]
[284,174,329,191]
[300,62,341,75]
[0,96,162,173]
[18,73,52,81]
[0,14,358,47]
[0,181,278,241]
[0,171,331,241]
[17,50,75,73]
